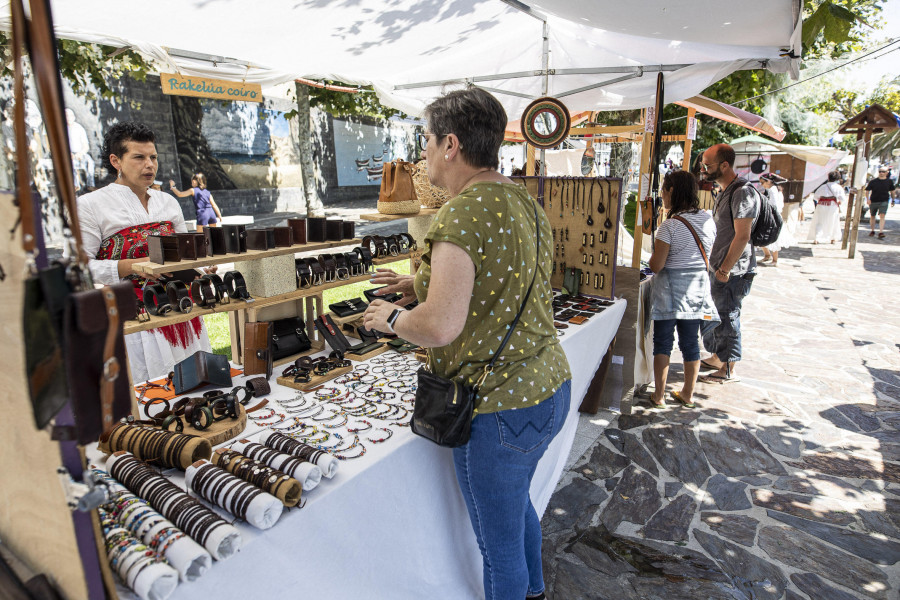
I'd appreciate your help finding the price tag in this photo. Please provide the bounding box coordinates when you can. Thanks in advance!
[687,117,697,140]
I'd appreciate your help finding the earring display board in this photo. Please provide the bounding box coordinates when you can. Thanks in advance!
[509,176,541,204]
[541,177,622,299]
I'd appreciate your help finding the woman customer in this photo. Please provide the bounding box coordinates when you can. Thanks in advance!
[807,171,844,244]
[647,170,719,408]
[759,173,793,266]
[169,172,222,229]
[363,88,570,600]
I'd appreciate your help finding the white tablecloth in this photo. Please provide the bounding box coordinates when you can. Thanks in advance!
[104,299,626,600]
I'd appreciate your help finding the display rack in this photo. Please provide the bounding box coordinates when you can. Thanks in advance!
[359,208,439,222]
[131,239,363,276]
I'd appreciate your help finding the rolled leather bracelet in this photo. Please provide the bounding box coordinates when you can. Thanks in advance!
[296,259,313,288]
[191,405,215,431]
[333,253,351,280]
[142,283,172,316]
[399,233,417,252]
[202,273,229,304]
[244,377,271,398]
[224,271,252,300]
[165,280,194,314]
[317,254,338,283]
[191,277,217,309]
[354,246,373,273]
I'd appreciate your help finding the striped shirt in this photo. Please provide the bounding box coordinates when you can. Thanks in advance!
[656,210,716,270]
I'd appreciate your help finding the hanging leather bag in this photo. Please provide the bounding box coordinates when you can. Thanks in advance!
[377,160,420,215]
[410,201,541,447]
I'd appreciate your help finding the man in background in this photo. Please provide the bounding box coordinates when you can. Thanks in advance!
[66,108,95,190]
[866,167,894,238]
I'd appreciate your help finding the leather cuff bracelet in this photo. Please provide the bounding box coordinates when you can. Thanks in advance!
[245,377,271,398]
[142,283,172,316]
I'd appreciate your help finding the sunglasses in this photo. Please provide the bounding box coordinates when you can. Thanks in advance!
[417,133,445,151]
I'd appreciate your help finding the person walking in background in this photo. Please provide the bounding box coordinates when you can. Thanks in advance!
[759,173,792,266]
[865,167,894,239]
[696,143,759,384]
[807,171,844,244]
[66,108,95,190]
[169,172,223,230]
[647,170,719,408]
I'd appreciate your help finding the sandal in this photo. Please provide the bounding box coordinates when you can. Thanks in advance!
[878,232,886,239]
[699,373,741,385]
[649,395,666,409]
[670,391,696,408]
[700,359,720,371]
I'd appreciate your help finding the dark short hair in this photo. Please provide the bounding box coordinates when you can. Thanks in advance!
[712,144,736,168]
[662,170,700,214]
[828,170,840,182]
[423,88,507,169]
[102,122,156,171]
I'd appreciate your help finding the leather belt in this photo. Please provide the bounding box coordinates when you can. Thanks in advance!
[166,280,193,313]
[317,253,338,282]
[202,273,228,304]
[372,235,389,258]
[296,259,313,288]
[142,283,172,316]
[191,277,217,308]
[385,235,400,256]
[333,253,351,280]
[354,246,373,272]
[224,271,252,301]
[304,257,326,286]
[399,233,417,252]
[344,251,363,277]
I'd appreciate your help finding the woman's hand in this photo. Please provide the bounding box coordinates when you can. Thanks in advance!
[363,299,399,333]
[168,179,176,189]
[369,268,417,306]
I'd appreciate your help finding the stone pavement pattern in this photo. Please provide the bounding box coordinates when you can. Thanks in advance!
[541,213,900,599]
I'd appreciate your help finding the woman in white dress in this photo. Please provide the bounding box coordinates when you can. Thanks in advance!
[807,171,845,244]
[759,173,793,266]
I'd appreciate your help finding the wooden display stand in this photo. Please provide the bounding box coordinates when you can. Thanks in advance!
[276,365,353,391]
[183,403,248,447]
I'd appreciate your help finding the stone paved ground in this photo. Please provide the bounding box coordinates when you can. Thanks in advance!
[542,211,900,600]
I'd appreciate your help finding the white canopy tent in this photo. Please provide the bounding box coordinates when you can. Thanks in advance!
[0,0,802,118]
[731,134,848,197]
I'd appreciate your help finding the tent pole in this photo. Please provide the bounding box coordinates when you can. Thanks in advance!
[683,108,696,170]
[848,130,872,259]
[841,131,863,249]
[540,19,549,178]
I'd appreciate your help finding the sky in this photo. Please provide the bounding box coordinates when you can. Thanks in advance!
[842,0,900,92]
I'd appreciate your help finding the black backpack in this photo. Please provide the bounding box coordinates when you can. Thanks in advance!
[749,185,783,247]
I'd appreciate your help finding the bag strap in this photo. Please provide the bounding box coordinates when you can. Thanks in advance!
[671,215,710,272]
[473,199,541,391]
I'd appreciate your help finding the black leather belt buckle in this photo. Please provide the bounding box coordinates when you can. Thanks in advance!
[166,280,194,313]
[306,258,325,286]
[142,283,172,316]
[296,259,312,288]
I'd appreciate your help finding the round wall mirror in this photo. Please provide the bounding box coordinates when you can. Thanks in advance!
[521,97,571,149]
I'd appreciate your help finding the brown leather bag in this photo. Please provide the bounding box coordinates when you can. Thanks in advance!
[243,322,273,378]
[377,160,419,215]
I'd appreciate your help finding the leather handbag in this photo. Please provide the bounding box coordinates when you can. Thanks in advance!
[269,317,312,360]
[410,201,541,447]
[377,160,420,215]
[329,297,368,317]
[172,351,232,395]
[243,322,273,378]
[64,283,138,444]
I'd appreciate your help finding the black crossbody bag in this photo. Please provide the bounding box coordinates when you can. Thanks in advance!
[411,201,541,447]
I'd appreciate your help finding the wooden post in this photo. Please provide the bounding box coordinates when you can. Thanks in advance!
[682,108,696,171]
[526,144,535,176]
[841,132,863,249]
[848,129,873,259]
[632,125,653,268]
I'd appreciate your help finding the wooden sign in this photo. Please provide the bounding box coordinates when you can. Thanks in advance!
[160,73,262,102]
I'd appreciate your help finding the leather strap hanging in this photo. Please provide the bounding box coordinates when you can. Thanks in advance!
[100,288,121,430]
[11,0,34,253]
[671,215,710,271]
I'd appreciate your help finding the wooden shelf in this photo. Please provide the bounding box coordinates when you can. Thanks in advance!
[359,208,439,222]
[130,239,363,276]
[122,254,408,335]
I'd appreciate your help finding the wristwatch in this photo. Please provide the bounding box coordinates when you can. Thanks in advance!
[386,308,403,333]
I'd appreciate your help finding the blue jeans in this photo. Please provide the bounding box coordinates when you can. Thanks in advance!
[453,380,571,600]
[653,318,702,361]
[702,274,754,363]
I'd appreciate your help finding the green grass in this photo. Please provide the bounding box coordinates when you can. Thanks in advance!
[203,261,413,360]
[623,192,637,237]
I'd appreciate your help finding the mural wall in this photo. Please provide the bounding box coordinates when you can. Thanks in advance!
[332,118,417,186]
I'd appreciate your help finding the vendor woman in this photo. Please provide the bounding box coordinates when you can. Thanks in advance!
[77,122,212,382]
[363,88,570,600]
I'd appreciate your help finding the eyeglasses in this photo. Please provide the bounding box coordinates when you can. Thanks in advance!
[416,132,444,151]
[700,162,719,171]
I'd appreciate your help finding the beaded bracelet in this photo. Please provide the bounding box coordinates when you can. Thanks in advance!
[367,427,394,444]
[347,419,373,433]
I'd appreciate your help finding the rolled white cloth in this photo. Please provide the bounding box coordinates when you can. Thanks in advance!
[258,430,340,479]
[233,438,325,490]
[185,460,283,530]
